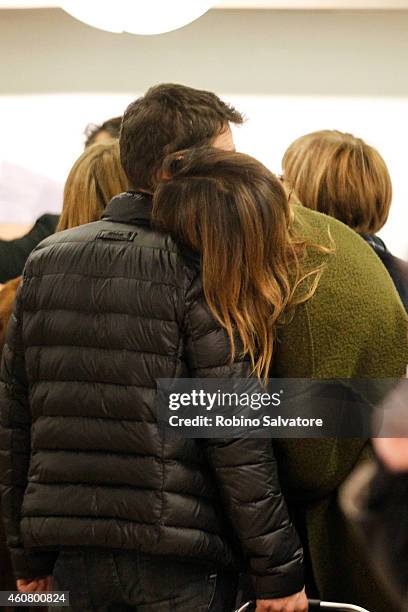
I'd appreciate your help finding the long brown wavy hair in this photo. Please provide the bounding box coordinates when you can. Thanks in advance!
[58,141,128,231]
[152,147,329,381]
[282,130,392,234]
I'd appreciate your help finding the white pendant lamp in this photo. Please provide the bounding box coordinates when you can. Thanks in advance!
[60,0,217,35]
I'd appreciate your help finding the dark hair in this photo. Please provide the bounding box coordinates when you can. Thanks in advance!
[152,147,327,381]
[120,83,244,191]
[84,116,122,148]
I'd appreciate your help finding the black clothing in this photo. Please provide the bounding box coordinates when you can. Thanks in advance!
[0,214,59,283]
[365,464,408,604]
[0,192,303,599]
[342,379,408,609]
[53,550,238,611]
[343,460,408,610]
[362,234,408,311]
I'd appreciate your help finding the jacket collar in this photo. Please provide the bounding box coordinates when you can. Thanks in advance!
[102,189,201,269]
[361,233,388,255]
[102,191,152,227]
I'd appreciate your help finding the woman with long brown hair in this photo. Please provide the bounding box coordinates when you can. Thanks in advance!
[282,130,408,310]
[153,147,325,381]
[152,146,407,612]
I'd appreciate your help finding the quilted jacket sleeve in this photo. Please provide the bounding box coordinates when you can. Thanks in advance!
[0,283,56,580]
[182,274,304,599]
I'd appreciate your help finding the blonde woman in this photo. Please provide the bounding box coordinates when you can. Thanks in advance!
[0,134,123,284]
[0,141,128,349]
[58,141,128,231]
[282,130,407,310]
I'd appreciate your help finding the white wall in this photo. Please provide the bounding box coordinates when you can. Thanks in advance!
[0,8,407,255]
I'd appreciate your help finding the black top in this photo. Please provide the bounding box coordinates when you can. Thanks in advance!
[0,214,59,283]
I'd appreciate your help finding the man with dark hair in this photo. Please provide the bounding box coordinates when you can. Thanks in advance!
[85,116,122,148]
[120,84,241,191]
[0,84,307,612]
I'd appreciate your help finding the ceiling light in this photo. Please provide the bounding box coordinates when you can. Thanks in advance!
[60,0,217,36]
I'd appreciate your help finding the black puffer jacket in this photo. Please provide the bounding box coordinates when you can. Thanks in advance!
[0,192,303,599]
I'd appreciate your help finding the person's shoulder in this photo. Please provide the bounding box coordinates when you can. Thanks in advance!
[22,221,107,278]
[25,218,198,287]
[31,218,178,254]
[293,204,395,274]
[34,213,60,233]
[293,205,407,322]
[32,220,102,250]
[293,204,367,249]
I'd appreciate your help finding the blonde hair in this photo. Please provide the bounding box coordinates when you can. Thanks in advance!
[282,130,392,234]
[153,147,329,382]
[58,141,128,231]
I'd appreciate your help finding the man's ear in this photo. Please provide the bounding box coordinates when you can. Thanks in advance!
[158,168,171,182]
[157,155,184,183]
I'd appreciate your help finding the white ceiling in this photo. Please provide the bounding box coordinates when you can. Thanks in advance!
[217,0,408,6]
[1,1,408,9]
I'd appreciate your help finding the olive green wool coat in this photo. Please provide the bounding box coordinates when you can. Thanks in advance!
[273,206,408,612]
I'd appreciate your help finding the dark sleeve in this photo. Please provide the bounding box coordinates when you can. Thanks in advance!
[341,457,408,608]
[0,283,56,580]
[365,463,408,599]
[183,275,304,599]
[0,214,59,283]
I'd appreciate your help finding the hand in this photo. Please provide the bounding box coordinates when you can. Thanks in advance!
[374,437,408,472]
[17,576,53,593]
[256,588,308,611]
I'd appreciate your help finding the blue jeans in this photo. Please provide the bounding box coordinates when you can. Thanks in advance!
[52,549,238,611]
